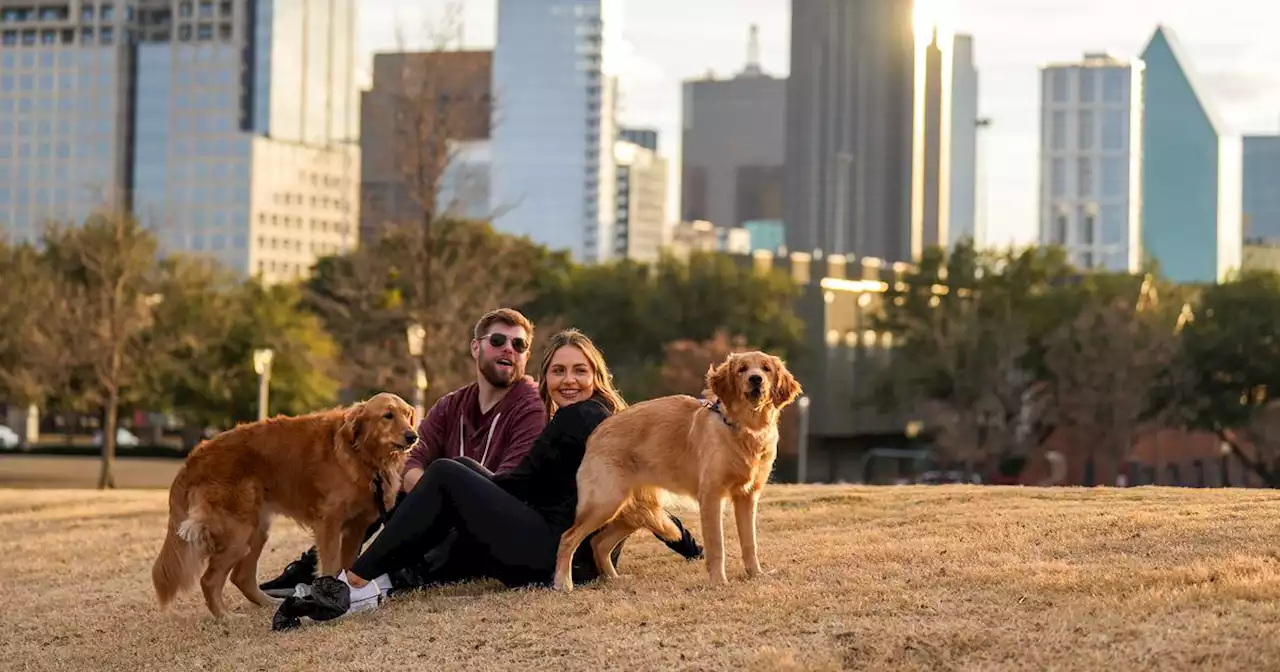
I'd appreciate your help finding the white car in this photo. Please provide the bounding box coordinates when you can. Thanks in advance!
[91,428,141,447]
[0,425,19,449]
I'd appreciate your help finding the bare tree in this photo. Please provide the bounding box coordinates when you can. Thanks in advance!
[41,211,161,488]
[340,0,526,403]
[1044,297,1180,485]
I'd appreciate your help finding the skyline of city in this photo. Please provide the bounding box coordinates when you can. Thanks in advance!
[354,0,1280,250]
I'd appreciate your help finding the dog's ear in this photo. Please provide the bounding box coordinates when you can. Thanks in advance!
[770,357,802,408]
[707,357,738,402]
[339,403,364,449]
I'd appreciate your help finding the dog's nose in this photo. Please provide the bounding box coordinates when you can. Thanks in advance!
[404,431,418,445]
[749,374,763,386]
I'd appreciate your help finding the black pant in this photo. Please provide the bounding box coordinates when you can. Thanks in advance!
[352,458,606,588]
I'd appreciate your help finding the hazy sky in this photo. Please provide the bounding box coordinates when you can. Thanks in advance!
[357,0,1280,249]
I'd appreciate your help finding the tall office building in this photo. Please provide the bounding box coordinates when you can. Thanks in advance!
[490,0,621,263]
[1,0,361,284]
[681,25,786,231]
[613,136,667,262]
[786,0,950,264]
[1038,52,1144,272]
[948,33,978,248]
[359,50,491,239]
[1243,134,1280,243]
[0,2,135,239]
[910,21,953,257]
[1139,25,1241,284]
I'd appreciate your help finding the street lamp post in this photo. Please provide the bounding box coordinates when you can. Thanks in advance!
[253,348,274,422]
[797,396,811,483]
[406,323,427,421]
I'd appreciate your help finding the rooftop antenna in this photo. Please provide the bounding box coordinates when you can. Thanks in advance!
[742,24,762,76]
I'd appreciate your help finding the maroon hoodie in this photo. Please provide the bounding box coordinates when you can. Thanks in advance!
[403,377,546,476]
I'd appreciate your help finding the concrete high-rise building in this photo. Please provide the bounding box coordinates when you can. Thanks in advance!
[949,33,979,248]
[1243,134,1280,243]
[681,24,786,232]
[1038,52,1144,272]
[786,0,950,264]
[490,0,621,263]
[1139,25,1241,284]
[1,0,362,284]
[613,137,667,262]
[358,50,491,239]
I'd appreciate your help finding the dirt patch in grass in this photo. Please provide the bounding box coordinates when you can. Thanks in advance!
[3,484,1280,671]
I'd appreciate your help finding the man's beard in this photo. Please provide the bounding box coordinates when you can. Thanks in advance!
[479,354,523,388]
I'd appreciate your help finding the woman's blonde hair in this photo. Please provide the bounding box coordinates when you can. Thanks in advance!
[537,328,627,420]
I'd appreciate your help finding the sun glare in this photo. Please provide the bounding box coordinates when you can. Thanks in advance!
[913,0,955,46]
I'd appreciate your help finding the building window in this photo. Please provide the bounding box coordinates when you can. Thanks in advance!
[1102,69,1126,103]
[1101,157,1126,198]
[1055,213,1068,245]
[1077,158,1093,197]
[1082,208,1096,245]
[1052,69,1069,102]
[1078,110,1094,150]
[1051,111,1067,151]
[1101,109,1126,150]
[1101,204,1126,245]
[1079,68,1095,103]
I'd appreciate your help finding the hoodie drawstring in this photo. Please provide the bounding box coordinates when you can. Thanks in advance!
[481,412,499,466]
[459,412,502,468]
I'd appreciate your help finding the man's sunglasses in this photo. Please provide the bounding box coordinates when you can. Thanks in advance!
[483,333,529,354]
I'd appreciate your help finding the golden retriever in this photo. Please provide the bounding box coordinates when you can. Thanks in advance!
[553,351,801,592]
[151,392,416,618]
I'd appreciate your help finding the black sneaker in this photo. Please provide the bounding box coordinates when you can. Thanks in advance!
[270,576,352,632]
[260,547,318,598]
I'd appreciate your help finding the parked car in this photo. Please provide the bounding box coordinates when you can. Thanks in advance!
[0,425,20,449]
[90,428,141,447]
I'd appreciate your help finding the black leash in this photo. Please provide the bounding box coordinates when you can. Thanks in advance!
[372,473,391,525]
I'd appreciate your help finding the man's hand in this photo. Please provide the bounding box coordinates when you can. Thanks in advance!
[402,467,424,493]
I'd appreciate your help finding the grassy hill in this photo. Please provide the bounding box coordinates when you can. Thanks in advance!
[4,485,1280,671]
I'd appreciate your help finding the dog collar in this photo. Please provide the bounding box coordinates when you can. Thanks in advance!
[702,399,736,429]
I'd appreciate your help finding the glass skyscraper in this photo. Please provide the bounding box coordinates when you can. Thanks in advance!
[490,0,621,263]
[1139,25,1241,284]
[1243,135,1280,243]
[0,4,133,242]
[1,0,360,283]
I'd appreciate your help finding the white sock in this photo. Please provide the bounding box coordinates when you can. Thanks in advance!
[337,570,392,604]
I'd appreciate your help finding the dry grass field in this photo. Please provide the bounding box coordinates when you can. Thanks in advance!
[4,484,1280,671]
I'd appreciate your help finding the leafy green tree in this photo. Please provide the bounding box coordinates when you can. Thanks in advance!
[869,242,1073,464]
[1168,269,1280,486]
[0,237,77,413]
[144,271,341,435]
[523,250,806,399]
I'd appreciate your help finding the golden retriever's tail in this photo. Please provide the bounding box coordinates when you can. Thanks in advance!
[630,488,704,561]
[151,470,205,610]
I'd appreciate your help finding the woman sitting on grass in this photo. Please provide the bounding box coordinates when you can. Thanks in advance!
[273,328,702,630]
